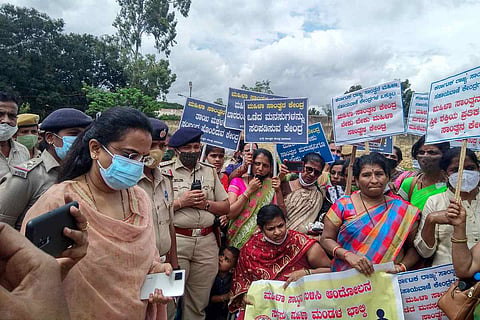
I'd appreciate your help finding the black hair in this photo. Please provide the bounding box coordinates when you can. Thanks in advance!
[58,107,153,182]
[411,135,450,159]
[439,147,479,172]
[257,204,286,228]
[205,145,225,156]
[341,159,350,176]
[302,152,325,171]
[393,146,403,162]
[253,148,273,167]
[330,159,346,174]
[0,92,18,105]
[353,152,390,179]
[220,246,240,264]
[239,139,258,152]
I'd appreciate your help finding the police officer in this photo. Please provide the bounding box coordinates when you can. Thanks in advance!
[165,127,229,320]
[138,118,178,268]
[0,108,92,228]
[0,92,29,178]
[15,113,41,159]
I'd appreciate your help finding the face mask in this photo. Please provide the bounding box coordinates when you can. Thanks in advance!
[98,146,144,190]
[162,149,174,161]
[299,173,317,187]
[145,149,164,169]
[0,123,18,141]
[179,151,200,168]
[333,155,341,161]
[263,231,288,246]
[54,135,77,160]
[17,134,38,150]
[449,170,480,193]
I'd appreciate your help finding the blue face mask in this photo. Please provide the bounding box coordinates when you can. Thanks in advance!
[333,155,341,161]
[98,146,144,190]
[54,135,77,160]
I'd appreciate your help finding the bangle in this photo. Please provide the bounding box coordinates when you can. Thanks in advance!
[242,191,250,199]
[304,269,311,275]
[451,236,468,243]
[332,245,341,258]
[398,262,407,272]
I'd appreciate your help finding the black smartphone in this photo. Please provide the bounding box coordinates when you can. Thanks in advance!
[284,160,304,173]
[25,201,79,257]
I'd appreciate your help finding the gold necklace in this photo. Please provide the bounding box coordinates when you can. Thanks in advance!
[359,192,388,226]
[84,174,126,218]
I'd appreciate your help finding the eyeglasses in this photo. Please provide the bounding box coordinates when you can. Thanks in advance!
[103,145,153,164]
[330,149,341,154]
[304,166,322,176]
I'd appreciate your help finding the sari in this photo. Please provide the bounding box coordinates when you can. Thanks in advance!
[398,176,447,211]
[285,183,323,234]
[229,230,316,313]
[21,181,166,320]
[227,177,276,248]
[326,194,420,272]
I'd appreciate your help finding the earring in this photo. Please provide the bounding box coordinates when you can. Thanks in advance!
[91,153,98,160]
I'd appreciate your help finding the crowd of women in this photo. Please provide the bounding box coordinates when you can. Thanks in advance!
[0,100,479,320]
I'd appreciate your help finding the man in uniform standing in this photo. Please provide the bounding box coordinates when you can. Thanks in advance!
[0,92,29,178]
[138,118,178,268]
[0,108,92,228]
[15,113,41,159]
[165,127,229,320]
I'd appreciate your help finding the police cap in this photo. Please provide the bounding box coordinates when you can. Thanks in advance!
[169,127,203,148]
[149,118,169,141]
[40,108,93,132]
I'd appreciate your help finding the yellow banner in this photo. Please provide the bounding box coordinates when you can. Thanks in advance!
[245,263,404,320]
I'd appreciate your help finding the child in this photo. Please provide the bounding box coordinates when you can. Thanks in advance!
[206,246,240,320]
[204,145,228,191]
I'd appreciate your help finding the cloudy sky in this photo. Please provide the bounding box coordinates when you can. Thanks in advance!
[4,0,480,111]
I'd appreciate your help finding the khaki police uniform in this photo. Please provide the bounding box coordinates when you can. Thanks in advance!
[0,150,60,229]
[165,158,228,320]
[138,162,175,256]
[0,139,30,178]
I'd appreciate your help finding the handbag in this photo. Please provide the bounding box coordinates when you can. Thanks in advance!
[437,280,480,320]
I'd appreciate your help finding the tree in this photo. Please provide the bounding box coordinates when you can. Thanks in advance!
[401,79,414,116]
[344,84,362,94]
[241,80,274,94]
[213,98,224,105]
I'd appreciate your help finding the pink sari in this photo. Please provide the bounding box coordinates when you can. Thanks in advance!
[21,181,166,320]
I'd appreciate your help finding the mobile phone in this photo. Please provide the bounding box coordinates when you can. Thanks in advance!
[140,270,186,299]
[191,180,202,190]
[284,160,304,173]
[25,201,79,257]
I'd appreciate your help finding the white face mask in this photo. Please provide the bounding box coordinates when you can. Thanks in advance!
[449,170,480,193]
[0,123,18,141]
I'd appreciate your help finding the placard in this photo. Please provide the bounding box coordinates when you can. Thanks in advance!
[244,97,308,144]
[354,137,394,154]
[451,138,480,151]
[331,80,405,145]
[407,92,429,136]
[276,122,333,163]
[225,88,285,130]
[179,98,241,150]
[426,66,480,144]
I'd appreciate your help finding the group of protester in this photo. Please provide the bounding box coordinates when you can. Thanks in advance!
[0,90,479,320]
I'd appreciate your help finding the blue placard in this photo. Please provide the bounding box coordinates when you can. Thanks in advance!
[244,97,309,144]
[276,122,333,163]
[354,137,394,154]
[225,88,285,130]
[179,98,241,150]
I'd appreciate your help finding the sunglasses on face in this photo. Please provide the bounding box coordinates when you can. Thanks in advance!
[304,166,322,176]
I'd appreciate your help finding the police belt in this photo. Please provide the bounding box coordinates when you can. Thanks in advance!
[175,226,214,237]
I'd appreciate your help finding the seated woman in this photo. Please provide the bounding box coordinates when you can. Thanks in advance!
[229,204,330,319]
[280,152,325,235]
[414,147,480,266]
[21,107,171,320]
[226,148,284,248]
[320,153,421,275]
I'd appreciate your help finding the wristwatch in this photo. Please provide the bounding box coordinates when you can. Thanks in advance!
[205,201,210,211]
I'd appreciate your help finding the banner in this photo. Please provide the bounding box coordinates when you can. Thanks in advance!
[354,137,394,154]
[225,88,285,130]
[245,263,405,320]
[179,98,241,150]
[276,123,333,164]
[426,65,480,144]
[331,80,405,145]
[407,92,429,136]
[451,137,480,151]
[398,264,456,320]
[244,98,308,144]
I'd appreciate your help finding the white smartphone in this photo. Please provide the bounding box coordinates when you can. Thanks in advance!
[140,270,185,300]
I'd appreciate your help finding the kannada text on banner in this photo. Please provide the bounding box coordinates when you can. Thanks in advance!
[244,97,308,144]
[407,92,429,136]
[245,263,404,320]
[276,122,333,164]
[180,98,241,150]
[451,137,480,151]
[426,66,480,144]
[354,137,394,154]
[398,264,456,320]
[331,80,405,145]
[225,88,285,130]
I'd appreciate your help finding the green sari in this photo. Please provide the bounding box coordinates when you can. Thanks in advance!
[399,176,446,211]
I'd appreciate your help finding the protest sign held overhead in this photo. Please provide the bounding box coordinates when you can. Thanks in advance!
[180,98,241,150]
[225,88,285,130]
[426,66,480,144]
[276,122,333,164]
[244,97,308,144]
[331,80,405,145]
[451,137,480,151]
[407,92,429,136]
[354,137,394,154]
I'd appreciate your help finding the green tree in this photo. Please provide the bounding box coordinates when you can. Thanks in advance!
[344,84,362,94]
[213,98,224,105]
[401,79,414,116]
[241,80,274,94]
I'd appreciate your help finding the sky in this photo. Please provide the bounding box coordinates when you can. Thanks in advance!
[4,0,480,112]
